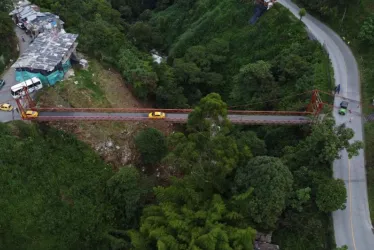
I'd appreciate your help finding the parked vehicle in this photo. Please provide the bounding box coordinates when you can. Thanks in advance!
[0,103,13,111]
[11,77,42,99]
[17,22,26,30]
[339,101,349,115]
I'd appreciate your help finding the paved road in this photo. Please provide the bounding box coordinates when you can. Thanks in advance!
[278,1,372,249]
[35,111,312,125]
[0,26,31,122]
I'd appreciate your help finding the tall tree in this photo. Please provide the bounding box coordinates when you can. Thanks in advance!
[164,93,239,194]
[106,166,149,228]
[135,128,167,165]
[316,178,347,212]
[283,116,363,169]
[233,156,293,230]
[231,60,278,109]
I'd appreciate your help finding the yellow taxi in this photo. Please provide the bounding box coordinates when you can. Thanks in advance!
[22,110,39,118]
[148,111,166,119]
[0,103,13,111]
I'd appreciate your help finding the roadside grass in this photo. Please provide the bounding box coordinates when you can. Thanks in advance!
[37,58,174,167]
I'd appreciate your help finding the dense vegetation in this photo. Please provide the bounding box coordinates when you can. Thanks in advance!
[0,95,361,249]
[2,0,365,249]
[296,0,374,221]
[33,0,331,110]
[0,0,16,73]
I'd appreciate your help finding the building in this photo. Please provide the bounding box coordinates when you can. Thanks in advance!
[9,2,64,38]
[12,31,79,85]
[27,12,64,38]
[9,4,40,25]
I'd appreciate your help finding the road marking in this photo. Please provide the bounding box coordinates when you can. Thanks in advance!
[348,159,358,250]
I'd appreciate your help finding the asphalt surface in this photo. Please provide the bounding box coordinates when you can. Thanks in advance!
[36,111,312,125]
[0,26,31,122]
[278,1,372,249]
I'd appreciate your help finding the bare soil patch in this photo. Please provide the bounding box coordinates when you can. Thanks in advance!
[37,59,175,168]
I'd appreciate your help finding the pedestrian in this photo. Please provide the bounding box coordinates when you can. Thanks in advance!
[349,117,353,123]
[21,36,25,42]
[336,84,341,94]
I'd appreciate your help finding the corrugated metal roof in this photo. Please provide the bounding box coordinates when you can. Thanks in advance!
[12,32,79,71]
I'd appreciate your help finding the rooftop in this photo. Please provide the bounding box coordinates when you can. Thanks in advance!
[28,12,64,31]
[12,32,79,71]
[9,5,40,20]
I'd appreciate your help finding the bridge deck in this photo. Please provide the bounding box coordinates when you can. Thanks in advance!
[33,112,313,125]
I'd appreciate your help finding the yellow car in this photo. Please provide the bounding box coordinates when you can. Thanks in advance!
[148,111,166,119]
[22,110,39,118]
[0,103,13,111]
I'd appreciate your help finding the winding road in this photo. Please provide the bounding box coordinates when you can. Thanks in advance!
[278,0,372,249]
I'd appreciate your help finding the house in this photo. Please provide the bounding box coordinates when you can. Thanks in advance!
[27,12,64,38]
[12,31,79,85]
[9,4,40,26]
[9,2,64,38]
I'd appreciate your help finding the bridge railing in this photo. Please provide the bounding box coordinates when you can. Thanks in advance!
[35,107,193,113]
[35,107,313,116]
[31,115,313,125]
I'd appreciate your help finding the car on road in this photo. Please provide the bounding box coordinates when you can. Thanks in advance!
[0,103,13,111]
[0,79,5,89]
[148,111,166,119]
[339,101,349,115]
[22,110,38,119]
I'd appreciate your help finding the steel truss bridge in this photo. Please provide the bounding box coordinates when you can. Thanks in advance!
[15,89,328,125]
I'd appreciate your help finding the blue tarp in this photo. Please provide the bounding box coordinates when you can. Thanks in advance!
[15,59,71,85]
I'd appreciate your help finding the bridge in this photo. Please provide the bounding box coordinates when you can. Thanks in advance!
[15,89,326,125]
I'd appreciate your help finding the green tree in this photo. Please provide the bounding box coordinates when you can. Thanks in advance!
[133,178,256,250]
[165,93,239,193]
[283,116,363,169]
[233,156,293,229]
[154,63,188,108]
[316,179,347,212]
[288,187,311,212]
[359,16,374,45]
[299,8,307,20]
[135,128,167,165]
[106,166,149,228]
[231,60,278,109]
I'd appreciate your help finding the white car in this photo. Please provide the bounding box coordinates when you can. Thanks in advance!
[17,23,25,29]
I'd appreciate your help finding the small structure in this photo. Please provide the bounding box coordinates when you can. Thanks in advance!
[12,31,79,85]
[9,4,40,26]
[9,2,64,38]
[27,12,64,38]
[254,232,280,250]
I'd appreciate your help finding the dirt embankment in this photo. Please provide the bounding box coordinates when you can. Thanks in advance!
[37,59,174,168]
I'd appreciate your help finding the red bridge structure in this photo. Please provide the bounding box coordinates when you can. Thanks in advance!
[15,89,326,125]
